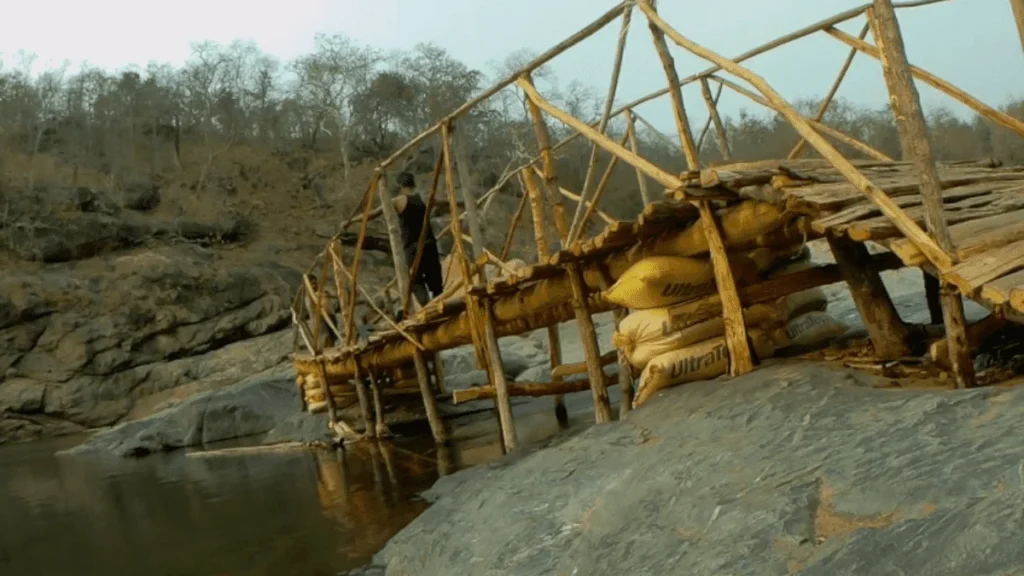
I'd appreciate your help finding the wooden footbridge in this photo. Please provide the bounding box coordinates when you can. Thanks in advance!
[290,0,1024,450]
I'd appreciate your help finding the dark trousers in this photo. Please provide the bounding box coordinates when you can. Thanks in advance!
[406,241,444,303]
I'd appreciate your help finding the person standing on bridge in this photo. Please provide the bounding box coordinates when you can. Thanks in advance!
[361,171,444,310]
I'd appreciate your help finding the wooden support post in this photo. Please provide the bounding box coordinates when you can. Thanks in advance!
[376,173,450,438]
[367,371,389,438]
[521,169,569,427]
[1013,0,1024,54]
[598,267,634,416]
[699,77,731,160]
[452,128,486,263]
[567,262,613,424]
[444,122,517,449]
[623,110,652,206]
[352,365,375,438]
[500,190,530,261]
[645,0,752,375]
[827,234,912,359]
[432,351,447,395]
[310,255,340,427]
[868,0,975,388]
[923,272,944,324]
[789,22,870,159]
[522,72,570,241]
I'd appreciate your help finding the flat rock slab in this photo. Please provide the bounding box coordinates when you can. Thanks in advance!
[376,362,1024,575]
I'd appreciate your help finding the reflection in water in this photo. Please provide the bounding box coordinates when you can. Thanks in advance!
[0,433,483,576]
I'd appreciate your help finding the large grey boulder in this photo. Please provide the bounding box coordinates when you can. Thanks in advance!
[60,365,301,458]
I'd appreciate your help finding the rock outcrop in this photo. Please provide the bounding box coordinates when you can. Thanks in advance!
[369,363,1024,575]
[0,245,298,442]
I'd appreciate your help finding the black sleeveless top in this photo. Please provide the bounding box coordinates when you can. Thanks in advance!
[398,193,436,252]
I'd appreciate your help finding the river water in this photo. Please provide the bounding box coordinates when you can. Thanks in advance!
[0,432,497,576]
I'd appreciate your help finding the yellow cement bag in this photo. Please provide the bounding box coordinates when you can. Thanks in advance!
[633,329,775,408]
[647,200,788,258]
[603,255,760,310]
[772,311,849,350]
[765,253,828,319]
[614,302,787,369]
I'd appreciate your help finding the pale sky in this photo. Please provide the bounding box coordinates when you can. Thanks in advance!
[2,0,1022,131]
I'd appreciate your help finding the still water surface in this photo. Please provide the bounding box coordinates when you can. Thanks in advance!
[0,433,493,576]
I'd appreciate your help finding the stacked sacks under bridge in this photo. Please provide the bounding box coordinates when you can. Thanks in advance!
[603,199,849,408]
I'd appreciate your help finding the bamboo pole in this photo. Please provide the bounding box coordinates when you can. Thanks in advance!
[443,122,517,448]
[521,168,569,428]
[1013,0,1024,54]
[598,267,634,416]
[376,172,448,440]
[378,2,627,169]
[571,132,630,244]
[867,1,975,388]
[567,262,613,423]
[539,170,619,227]
[309,256,340,425]
[700,77,731,160]
[522,73,570,242]
[711,76,893,162]
[500,191,530,261]
[452,127,487,265]
[403,146,445,314]
[344,171,380,341]
[636,1,953,272]
[452,376,620,404]
[328,241,373,436]
[574,4,633,240]
[826,26,1024,137]
[696,82,724,152]
[367,371,389,437]
[789,22,871,159]
[645,0,752,376]
[517,78,690,193]
[623,110,652,206]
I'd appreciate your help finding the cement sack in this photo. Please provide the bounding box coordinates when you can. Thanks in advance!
[647,200,788,258]
[772,311,848,350]
[766,253,828,319]
[633,329,775,408]
[603,255,760,310]
[614,302,786,369]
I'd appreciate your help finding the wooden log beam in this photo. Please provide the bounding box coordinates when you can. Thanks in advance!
[868,0,974,388]
[549,350,619,379]
[827,234,911,358]
[522,73,570,242]
[517,76,690,193]
[575,4,633,237]
[452,374,621,405]
[521,168,569,427]
[567,262,613,423]
[635,1,952,273]
[826,26,1024,137]
[789,22,871,159]
[700,77,731,160]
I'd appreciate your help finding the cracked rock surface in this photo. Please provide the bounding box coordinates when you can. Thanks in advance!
[374,362,1024,575]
